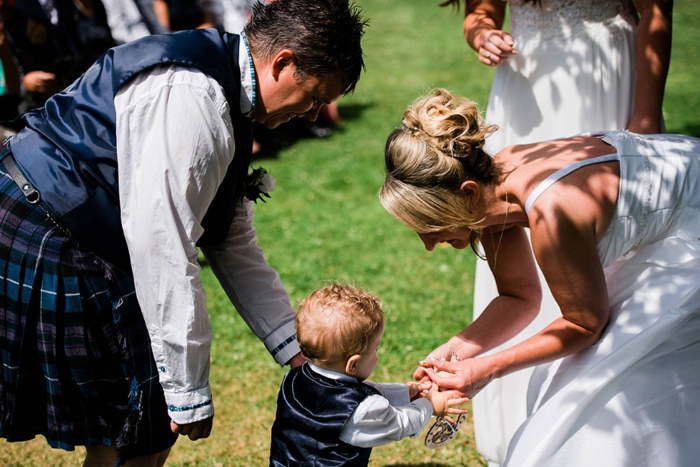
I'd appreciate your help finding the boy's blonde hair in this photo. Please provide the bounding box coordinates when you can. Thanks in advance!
[295,283,384,366]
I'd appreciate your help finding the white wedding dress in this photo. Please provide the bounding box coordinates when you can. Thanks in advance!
[472,1,640,465]
[503,130,700,466]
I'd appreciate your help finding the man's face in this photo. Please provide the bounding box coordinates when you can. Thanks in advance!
[253,54,345,129]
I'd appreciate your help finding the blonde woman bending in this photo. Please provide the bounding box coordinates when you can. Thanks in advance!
[381,89,700,467]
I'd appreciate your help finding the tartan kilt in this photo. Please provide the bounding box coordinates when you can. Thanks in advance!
[0,165,178,462]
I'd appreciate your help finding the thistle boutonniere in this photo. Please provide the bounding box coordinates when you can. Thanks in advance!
[244,166,276,203]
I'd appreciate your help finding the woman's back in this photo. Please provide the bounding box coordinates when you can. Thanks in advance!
[497,134,621,242]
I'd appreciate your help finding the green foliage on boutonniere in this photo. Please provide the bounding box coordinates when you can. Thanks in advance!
[244,166,276,204]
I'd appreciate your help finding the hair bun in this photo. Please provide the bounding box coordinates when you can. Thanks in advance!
[401,88,495,160]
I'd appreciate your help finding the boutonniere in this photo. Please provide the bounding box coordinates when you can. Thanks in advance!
[244,166,276,203]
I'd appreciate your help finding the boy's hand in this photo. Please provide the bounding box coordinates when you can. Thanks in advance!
[406,380,432,401]
[424,387,469,419]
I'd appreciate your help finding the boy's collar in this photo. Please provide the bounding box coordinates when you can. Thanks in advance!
[308,362,359,383]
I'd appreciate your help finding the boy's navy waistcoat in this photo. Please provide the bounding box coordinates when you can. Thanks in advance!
[270,363,381,467]
[7,29,253,271]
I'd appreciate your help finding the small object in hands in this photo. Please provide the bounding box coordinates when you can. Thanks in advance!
[486,51,491,59]
[425,413,468,449]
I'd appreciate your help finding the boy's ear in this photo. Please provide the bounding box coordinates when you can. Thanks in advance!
[345,354,361,375]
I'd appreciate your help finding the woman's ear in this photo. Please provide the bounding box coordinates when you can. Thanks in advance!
[345,354,361,375]
[459,180,480,205]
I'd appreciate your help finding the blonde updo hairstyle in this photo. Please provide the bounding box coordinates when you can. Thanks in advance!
[380,88,499,249]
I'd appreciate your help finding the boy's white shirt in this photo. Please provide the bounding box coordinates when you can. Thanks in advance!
[308,363,433,447]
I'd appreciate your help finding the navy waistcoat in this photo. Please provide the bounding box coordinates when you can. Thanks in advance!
[7,29,253,271]
[269,363,380,467]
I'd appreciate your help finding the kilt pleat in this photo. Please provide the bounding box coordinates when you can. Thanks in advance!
[0,167,177,463]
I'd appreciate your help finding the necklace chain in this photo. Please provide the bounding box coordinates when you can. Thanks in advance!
[241,33,257,113]
[490,187,509,272]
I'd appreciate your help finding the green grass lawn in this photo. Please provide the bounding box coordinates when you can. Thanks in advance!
[2,0,698,465]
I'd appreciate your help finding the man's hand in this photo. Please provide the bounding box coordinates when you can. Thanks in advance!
[170,416,214,440]
[287,351,306,368]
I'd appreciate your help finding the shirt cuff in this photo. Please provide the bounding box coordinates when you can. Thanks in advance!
[263,319,300,366]
[163,385,215,425]
[410,398,434,438]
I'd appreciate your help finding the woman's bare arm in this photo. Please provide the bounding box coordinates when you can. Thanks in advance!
[426,184,611,397]
[462,0,514,66]
[447,225,543,359]
[628,0,672,134]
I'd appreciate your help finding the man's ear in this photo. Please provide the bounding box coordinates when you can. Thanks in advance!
[270,49,295,80]
[345,354,361,375]
[459,180,480,205]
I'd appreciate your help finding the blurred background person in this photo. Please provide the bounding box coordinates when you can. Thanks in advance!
[153,0,215,31]
[0,0,20,135]
[102,0,168,45]
[3,0,114,113]
[207,0,258,34]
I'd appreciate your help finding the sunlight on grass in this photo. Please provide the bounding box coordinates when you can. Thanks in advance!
[2,0,697,466]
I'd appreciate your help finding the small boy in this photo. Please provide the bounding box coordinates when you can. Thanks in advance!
[269,284,467,466]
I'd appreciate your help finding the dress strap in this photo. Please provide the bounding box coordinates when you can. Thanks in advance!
[525,153,620,215]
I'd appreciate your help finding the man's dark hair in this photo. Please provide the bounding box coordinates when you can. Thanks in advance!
[244,0,368,95]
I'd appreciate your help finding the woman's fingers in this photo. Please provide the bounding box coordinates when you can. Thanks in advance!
[413,366,427,381]
[424,367,462,390]
[479,31,516,66]
[420,356,458,373]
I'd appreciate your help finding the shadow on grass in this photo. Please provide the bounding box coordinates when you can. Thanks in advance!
[336,102,373,121]
[251,102,374,160]
[667,122,700,138]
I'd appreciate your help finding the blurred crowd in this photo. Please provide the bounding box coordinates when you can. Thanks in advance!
[0,0,340,151]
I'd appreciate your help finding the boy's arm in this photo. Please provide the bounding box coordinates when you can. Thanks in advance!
[338,390,433,448]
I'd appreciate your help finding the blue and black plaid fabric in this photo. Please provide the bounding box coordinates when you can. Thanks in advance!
[0,165,177,463]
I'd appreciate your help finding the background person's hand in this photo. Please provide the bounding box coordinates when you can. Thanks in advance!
[23,71,64,95]
[170,416,214,441]
[477,30,516,66]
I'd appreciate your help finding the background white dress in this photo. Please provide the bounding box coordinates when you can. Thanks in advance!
[473,1,639,465]
[505,131,700,466]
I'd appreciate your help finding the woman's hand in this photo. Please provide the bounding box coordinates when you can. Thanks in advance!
[421,358,495,400]
[170,416,214,441]
[413,343,454,381]
[477,30,517,67]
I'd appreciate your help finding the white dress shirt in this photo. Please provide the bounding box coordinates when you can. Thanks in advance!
[114,38,299,424]
[306,364,434,447]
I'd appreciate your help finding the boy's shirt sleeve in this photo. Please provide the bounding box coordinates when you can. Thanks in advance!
[339,382,433,448]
